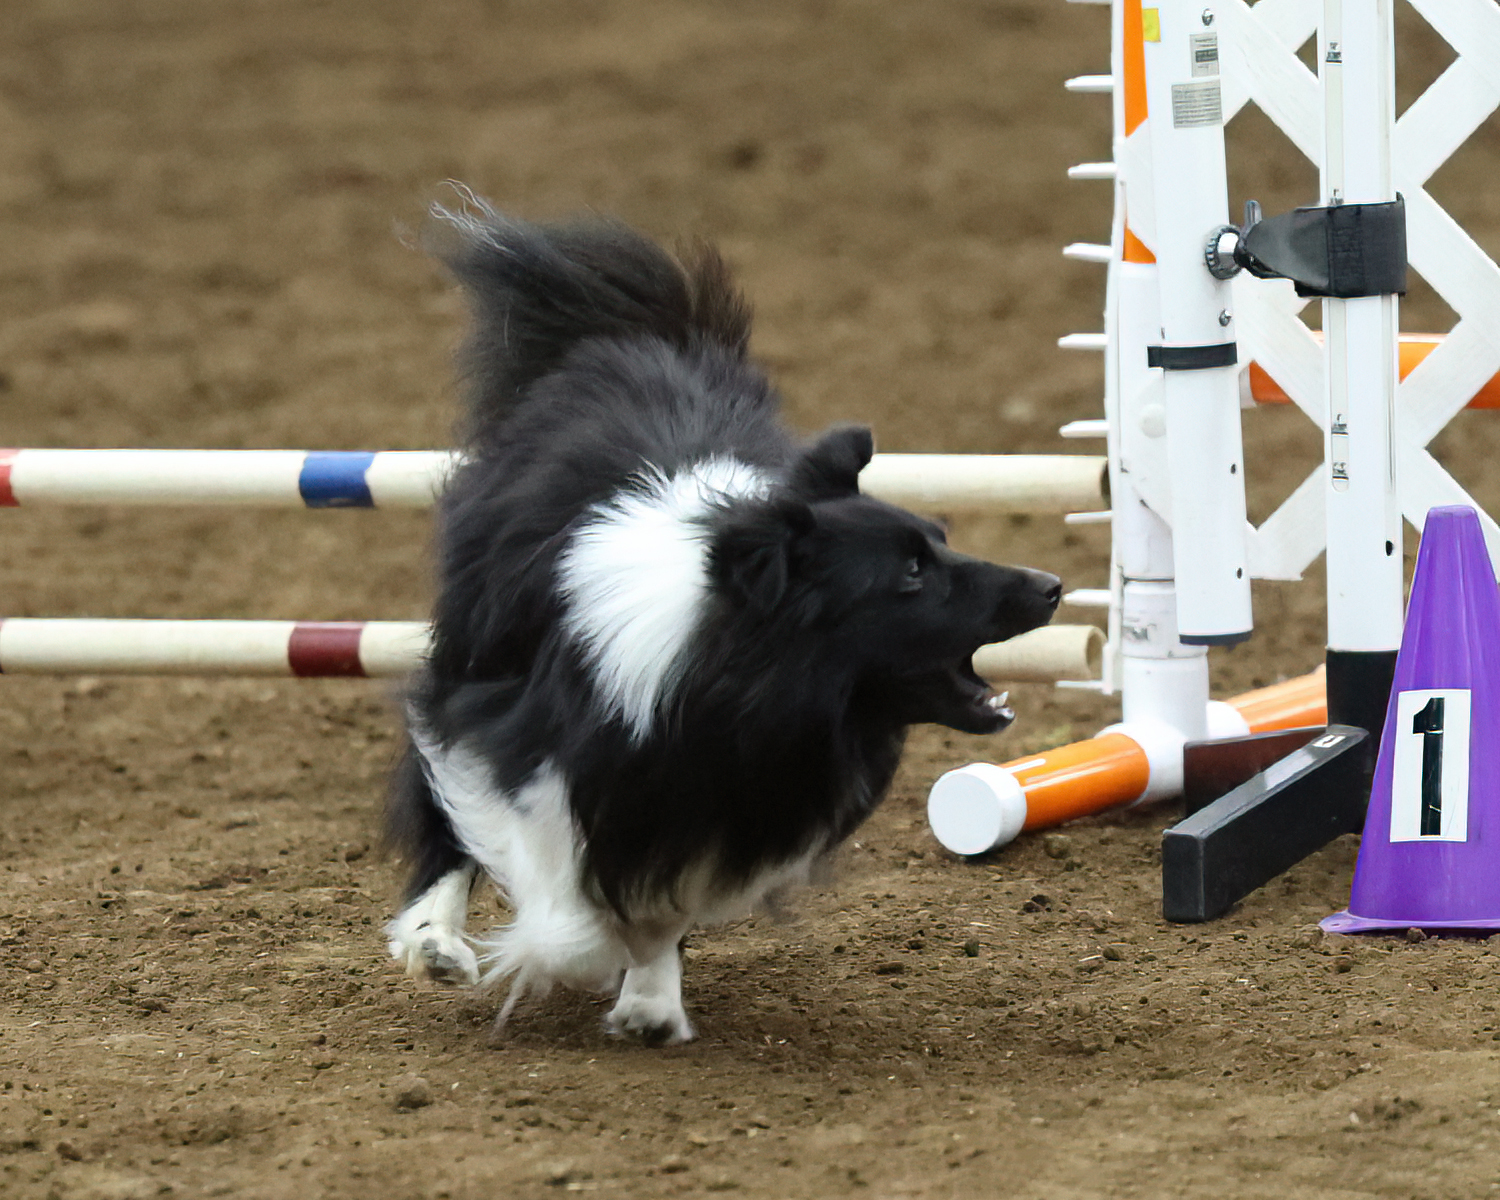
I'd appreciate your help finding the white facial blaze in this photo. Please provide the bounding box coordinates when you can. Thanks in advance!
[558,457,770,740]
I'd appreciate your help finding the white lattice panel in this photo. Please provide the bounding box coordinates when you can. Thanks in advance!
[1224,0,1500,579]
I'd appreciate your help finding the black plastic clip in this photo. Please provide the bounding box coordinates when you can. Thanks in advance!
[1205,196,1407,298]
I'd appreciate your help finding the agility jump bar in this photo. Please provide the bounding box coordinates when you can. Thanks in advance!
[1005,670,1329,834]
[0,619,431,678]
[0,449,1108,515]
[0,449,456,509]
[0,618,1105,684]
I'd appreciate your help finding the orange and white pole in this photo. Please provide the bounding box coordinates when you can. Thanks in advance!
[927,669,1327,855]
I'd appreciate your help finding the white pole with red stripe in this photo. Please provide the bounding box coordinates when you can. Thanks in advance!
[0,618,1104,684]
[0,619,432,678]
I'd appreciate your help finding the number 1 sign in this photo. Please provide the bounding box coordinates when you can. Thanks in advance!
[1390,689,1471,843]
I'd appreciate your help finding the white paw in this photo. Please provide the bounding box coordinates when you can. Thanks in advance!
[387,922,480,986]
[605,991,695,1046]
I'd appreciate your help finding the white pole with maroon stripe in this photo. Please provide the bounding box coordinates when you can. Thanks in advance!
[0,619,432,678]
[0,618,1104,684]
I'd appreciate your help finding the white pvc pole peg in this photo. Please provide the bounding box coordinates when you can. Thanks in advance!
[1058,333,1108,351]
[927,764,1028,856]
[1063,242,1113,263]
[972,624,1105,684]
[858,454,1106,514]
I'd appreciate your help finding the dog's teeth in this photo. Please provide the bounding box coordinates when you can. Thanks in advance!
[986,691,1010,711]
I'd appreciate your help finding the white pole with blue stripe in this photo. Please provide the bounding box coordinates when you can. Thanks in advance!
[0,449,459,508]
[0,448,1110,515]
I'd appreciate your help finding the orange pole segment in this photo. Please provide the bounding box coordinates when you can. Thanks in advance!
[1014,732,1151,831]
[1249,335,1500,410]
[997,669,1330,834]
[1225,668,1327,732]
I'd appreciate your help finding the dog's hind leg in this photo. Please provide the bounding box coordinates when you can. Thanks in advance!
[386,862,481,986]
[606,921,695,1046]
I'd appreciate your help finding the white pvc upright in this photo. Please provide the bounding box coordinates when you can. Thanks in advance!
[1140,1,1253,644]
[1114,254,1211,735]
[1321,0,1404,655]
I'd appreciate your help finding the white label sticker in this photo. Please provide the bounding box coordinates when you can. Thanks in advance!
[1171,80,1222,128]
[1390,688,1471,842]
[1190,33,1219,77]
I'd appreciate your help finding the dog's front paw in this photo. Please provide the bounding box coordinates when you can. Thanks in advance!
[387,924,480,987]
[605,992,695,1047]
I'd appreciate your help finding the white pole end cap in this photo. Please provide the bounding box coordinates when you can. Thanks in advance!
[927,763,1028,856]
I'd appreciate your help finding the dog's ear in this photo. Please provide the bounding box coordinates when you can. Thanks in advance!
[712,497,815,613]
[790,425,874,500]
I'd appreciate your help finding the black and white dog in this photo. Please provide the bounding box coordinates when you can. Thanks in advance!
[385,198,1060,1044]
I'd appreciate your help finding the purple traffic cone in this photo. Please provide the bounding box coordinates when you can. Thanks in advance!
[1323,505,1500,933]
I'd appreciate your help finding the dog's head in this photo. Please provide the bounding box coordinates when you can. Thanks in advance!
[711,426,1061,734]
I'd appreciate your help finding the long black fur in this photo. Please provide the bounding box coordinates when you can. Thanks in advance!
[388,197,1059,920]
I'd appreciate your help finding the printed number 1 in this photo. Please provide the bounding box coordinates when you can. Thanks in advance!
[1411,696,1445,836]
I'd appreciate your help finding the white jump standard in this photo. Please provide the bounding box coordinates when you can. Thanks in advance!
[928,0,1491,922]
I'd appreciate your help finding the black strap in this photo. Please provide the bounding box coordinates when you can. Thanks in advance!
[1147,342,1239,371]
[1237,197,1406,298]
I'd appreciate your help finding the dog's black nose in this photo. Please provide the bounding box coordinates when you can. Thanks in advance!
[1027,569,1063,611]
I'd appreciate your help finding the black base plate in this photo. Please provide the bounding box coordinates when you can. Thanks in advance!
[1162,724,1369,923]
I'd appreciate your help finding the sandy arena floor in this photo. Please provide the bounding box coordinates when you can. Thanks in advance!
[3,2,1500,1197]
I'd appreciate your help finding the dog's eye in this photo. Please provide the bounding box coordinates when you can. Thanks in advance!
[899,557,923,593]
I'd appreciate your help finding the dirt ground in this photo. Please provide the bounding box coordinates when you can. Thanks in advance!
[4,1,1500,1197]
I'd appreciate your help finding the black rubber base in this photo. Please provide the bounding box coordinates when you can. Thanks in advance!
[1326,648,1398,761]
[1162,725,1369,923]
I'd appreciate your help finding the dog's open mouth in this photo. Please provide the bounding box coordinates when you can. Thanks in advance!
[948,657,1014,734]
[889,657,1014,735]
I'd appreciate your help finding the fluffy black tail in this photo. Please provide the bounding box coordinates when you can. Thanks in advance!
[429,190,752,444]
